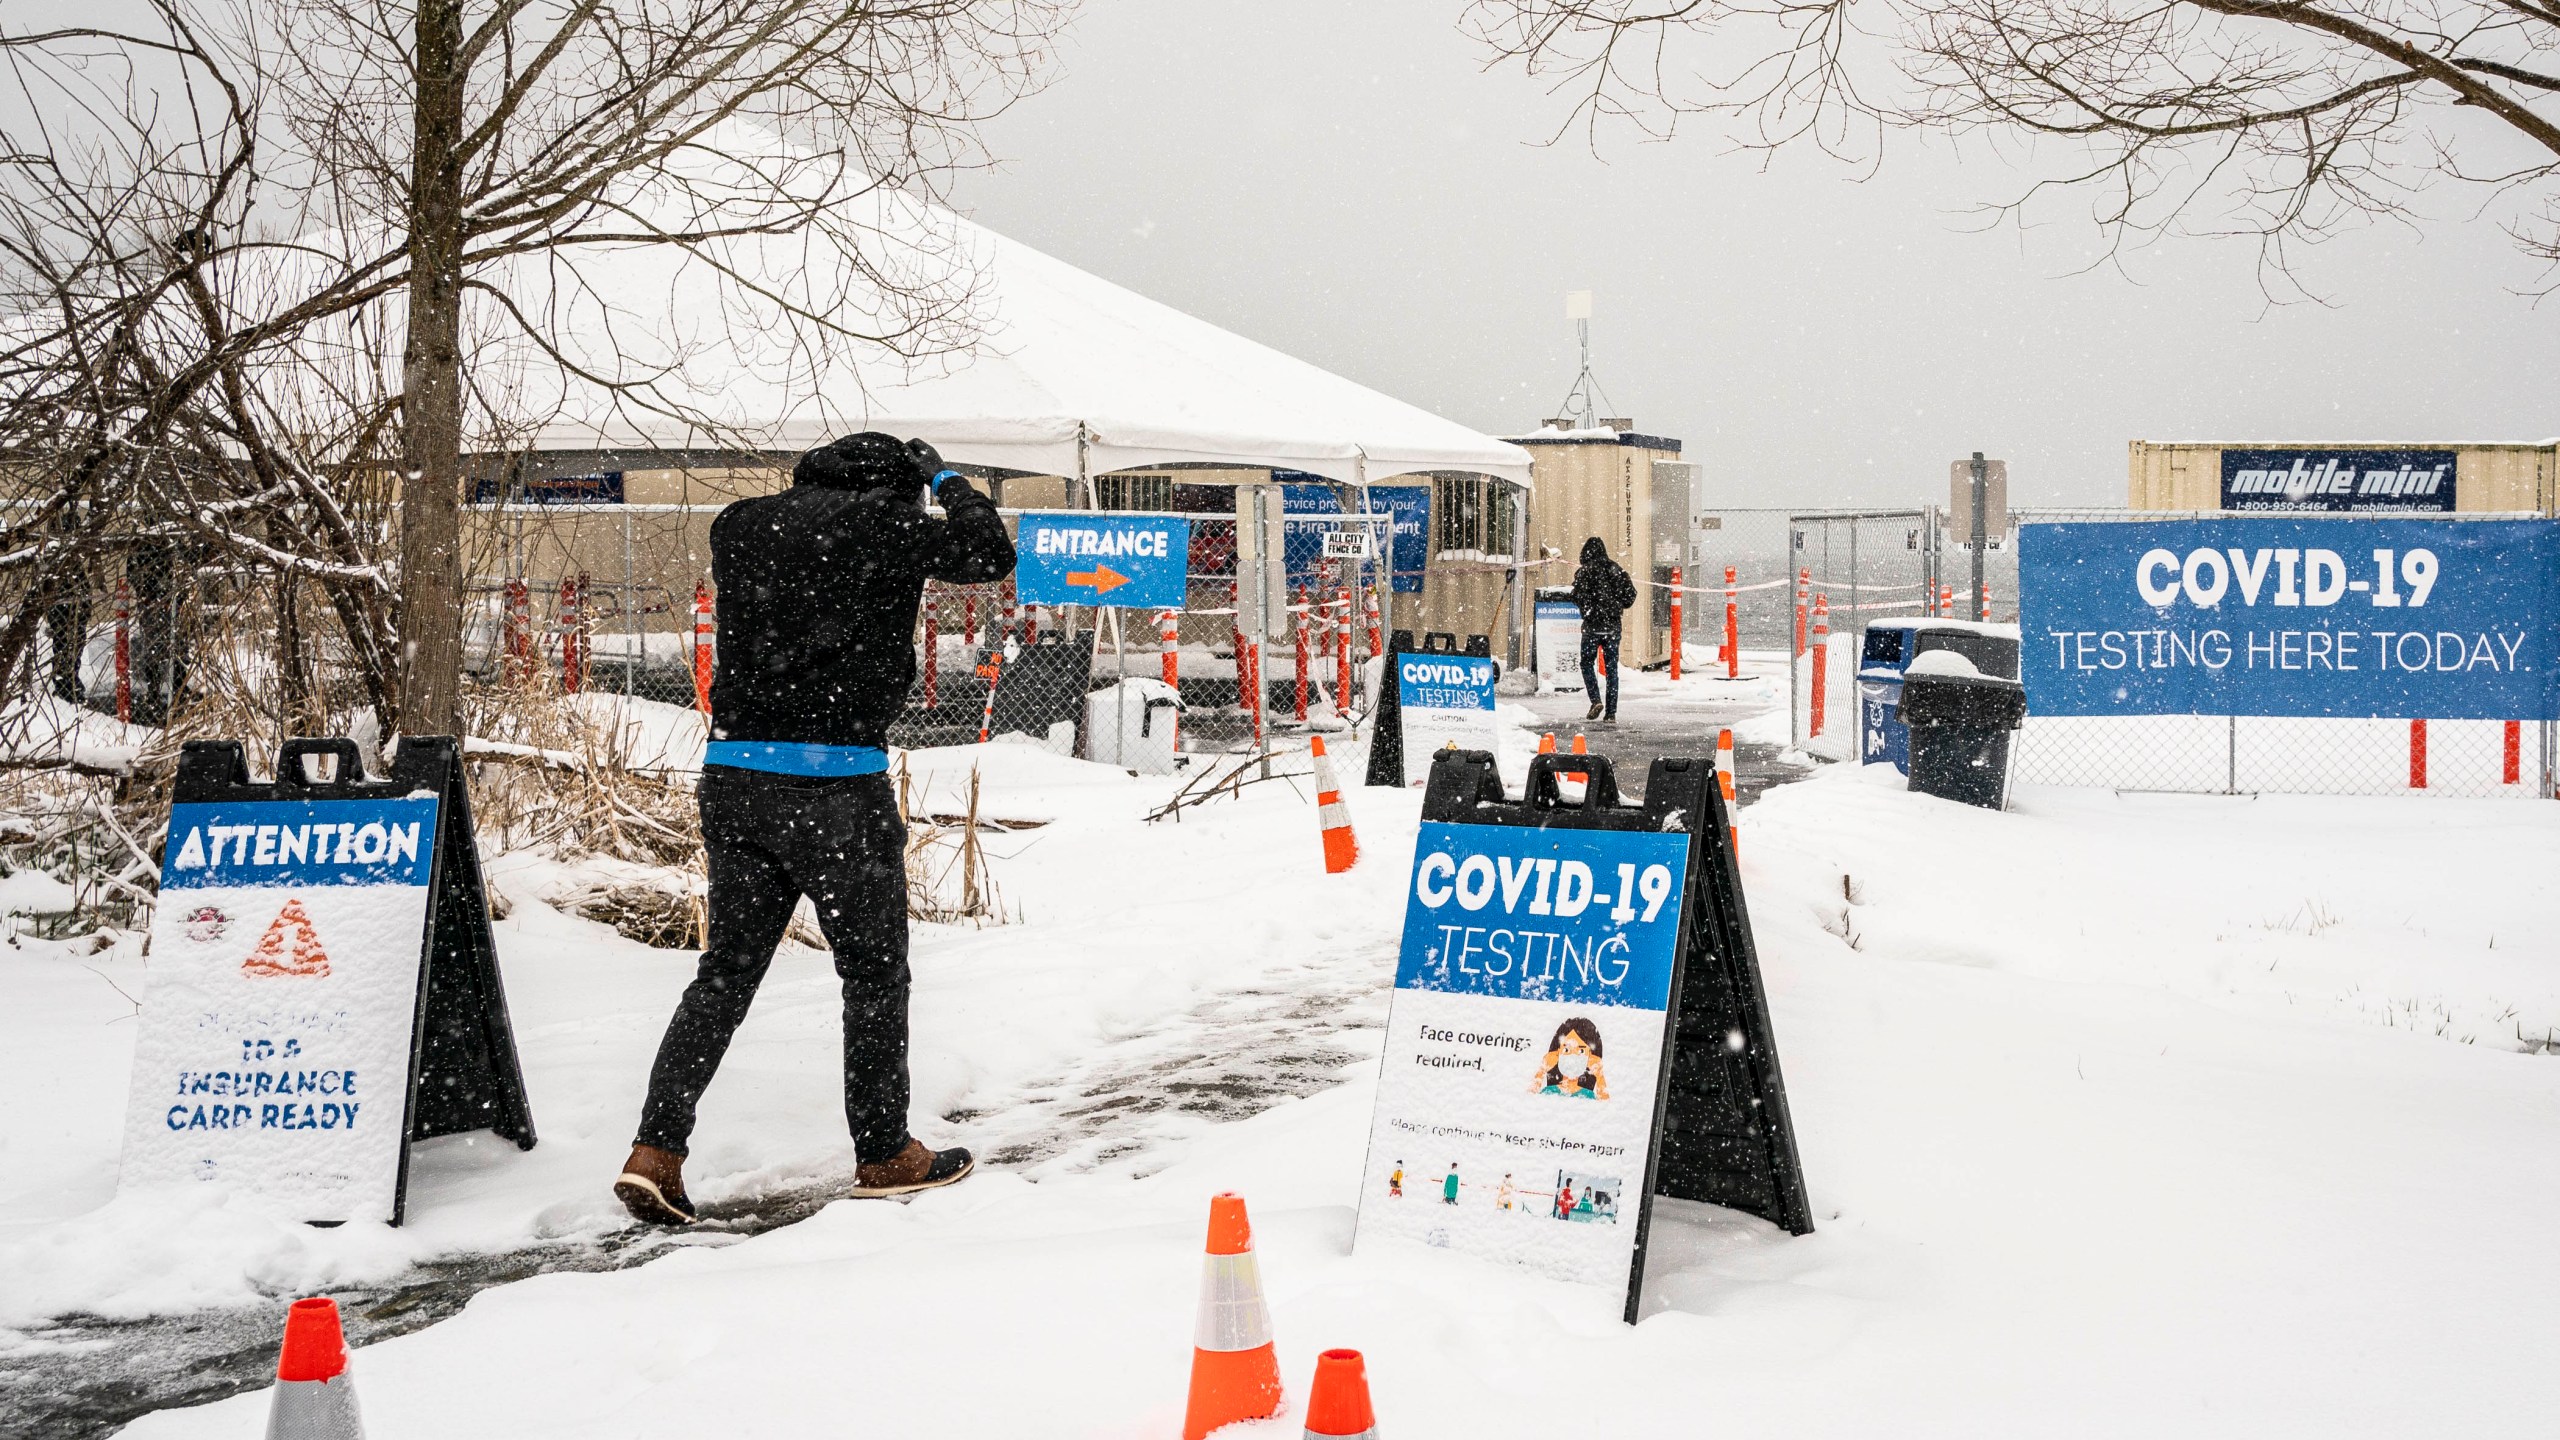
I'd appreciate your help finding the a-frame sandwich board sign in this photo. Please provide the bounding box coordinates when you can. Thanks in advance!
[119,735,536,1225]
[1351,746,1812,1323]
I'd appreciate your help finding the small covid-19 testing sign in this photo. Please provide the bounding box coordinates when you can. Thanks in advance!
[1396,655,1501,786]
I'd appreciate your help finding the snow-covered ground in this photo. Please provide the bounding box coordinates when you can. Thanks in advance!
[6,732,2560,1435]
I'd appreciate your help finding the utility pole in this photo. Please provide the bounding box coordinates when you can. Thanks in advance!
[1968,451,1988,621]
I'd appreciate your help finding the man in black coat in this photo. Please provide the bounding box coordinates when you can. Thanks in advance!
[1571,536,1638,721]
[614,431,1015,1226]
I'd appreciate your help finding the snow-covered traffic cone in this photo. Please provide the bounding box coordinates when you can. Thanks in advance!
[1310,735,1360,874]
[265,1296,364,1440]
[1302,1348,1379,1438]
[1184,1192,1283,1440]
[1537,732,1555,755]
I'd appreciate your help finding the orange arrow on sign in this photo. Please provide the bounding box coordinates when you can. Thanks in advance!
[1064,565,1130,596]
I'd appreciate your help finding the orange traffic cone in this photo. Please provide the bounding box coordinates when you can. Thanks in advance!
[1564,731,1587,785]
[1311,735,1359,874]
[1537,732,1555,754]
[1184,1193,1283,1440]
[265,1297,365,1439]
[1303,1348,1379,1438]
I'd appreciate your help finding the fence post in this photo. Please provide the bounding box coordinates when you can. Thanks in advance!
[1668,567,1683,681]
[2409,718,2428,789]
[114,579,132,725]
[1336,586,1352,709]
[1808,594,1829,738]
[1293,586,1309,721]
[923,588,939,710]
[691,581,714,714]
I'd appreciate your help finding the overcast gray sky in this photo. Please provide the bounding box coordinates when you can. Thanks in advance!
[953,1,2560,509]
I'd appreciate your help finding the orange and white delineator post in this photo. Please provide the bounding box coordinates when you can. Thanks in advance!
[1311,734,1359,873]
[1723,566,1740,680]
[690,581,715,714]
[1668,567,1683,681]
[1978,581,1991,622]
[1302,1347,1380,1439]
[1794,566,1810,657]
[265,1296,365,1440]
[1183,1192,1285,1440]
[1807,594,1829,738]
[975,653,1003,745]
[1716,728,1740,854]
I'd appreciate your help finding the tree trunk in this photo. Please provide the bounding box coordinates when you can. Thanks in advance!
[397,0,469,739]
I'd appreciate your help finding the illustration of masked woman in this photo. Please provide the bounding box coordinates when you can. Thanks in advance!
[1530,1016,1609,1099]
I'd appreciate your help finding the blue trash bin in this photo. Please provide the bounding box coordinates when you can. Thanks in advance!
[1857,621,2021,775]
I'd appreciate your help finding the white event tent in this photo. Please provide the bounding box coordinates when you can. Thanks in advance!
[496,171,1530,491]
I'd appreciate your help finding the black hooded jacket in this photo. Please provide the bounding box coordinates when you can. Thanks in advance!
[708,432,1016,749]
[1570,537,1638,642]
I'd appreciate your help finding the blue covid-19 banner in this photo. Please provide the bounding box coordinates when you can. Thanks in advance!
[2019,518,2560,720]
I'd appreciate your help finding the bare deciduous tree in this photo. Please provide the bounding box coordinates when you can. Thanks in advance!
[2,0,1065,740]
[1462,0,2560,281]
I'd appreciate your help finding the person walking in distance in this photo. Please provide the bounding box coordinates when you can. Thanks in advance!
[1571,537,1637,722]
[614,433,1015,1226]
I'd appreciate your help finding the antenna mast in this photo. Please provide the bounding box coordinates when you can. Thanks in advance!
[1554,290,1614,430]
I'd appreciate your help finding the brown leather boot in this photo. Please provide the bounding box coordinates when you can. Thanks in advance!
[850,1138,975,1199]
[613,1143,697,1226]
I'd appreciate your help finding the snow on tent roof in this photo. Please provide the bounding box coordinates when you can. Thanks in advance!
[483,138,1529,488]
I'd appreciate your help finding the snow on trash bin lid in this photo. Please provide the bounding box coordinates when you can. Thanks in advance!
[1904,648,1982,679]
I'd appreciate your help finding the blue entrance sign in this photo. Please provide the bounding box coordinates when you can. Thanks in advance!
[2019,518,2560,719]
[1014,513,1191,610]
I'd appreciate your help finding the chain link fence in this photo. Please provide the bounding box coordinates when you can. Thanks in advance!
[464,505,1386,764]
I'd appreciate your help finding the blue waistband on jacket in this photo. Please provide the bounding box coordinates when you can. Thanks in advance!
[702,741,889,777]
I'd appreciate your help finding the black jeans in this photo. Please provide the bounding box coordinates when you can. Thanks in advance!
[1580,634,1621,716]
[635,767,912,1161]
